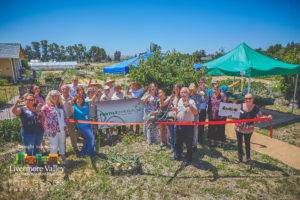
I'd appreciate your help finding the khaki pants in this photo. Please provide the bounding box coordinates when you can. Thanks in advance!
[67,117,78,152]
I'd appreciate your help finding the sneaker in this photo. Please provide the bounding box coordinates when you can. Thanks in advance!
[159,143,164,148]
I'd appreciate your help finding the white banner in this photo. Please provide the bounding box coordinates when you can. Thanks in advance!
[97,98,145,129]
[218,102,241,118]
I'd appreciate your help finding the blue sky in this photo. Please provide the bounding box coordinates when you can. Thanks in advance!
[0,0,299,55]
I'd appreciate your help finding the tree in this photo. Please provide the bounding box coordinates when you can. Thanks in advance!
[150,42,161,53]
[40,40,49,61]
[31,41,41,60]
[24,45,34,61]
[128,50,206,95]
[88,46,106,62]
[107,55,112,62]
[66,46,76,61]
[214,47,225,58]
[48,43,59,61]
[58,45,65,61]
[192,50,206,63]
[114,51,121,61]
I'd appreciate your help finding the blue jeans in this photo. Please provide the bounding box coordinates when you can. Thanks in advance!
[78,125,95,157]
[21,133,43,156]
[167,123,176,151]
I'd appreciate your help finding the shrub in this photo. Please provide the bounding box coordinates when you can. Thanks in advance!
[128,51,206,95]
[0,118,22,144]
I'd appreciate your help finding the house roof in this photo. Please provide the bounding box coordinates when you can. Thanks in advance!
[0,43,24,59]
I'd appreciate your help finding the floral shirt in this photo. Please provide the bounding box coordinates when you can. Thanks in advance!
[208,93,227,120]
[41,104,69,137]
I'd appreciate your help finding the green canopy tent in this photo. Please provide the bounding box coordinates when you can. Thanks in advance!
[203,42,299,113]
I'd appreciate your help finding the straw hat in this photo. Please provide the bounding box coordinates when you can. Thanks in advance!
[105,78,115,85]
[188,83,197,91]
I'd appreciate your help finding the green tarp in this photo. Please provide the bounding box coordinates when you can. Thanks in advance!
[204,43,299,77]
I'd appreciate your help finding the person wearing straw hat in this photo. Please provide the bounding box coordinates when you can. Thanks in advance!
[104,78,115,99]
[189,83,202,152]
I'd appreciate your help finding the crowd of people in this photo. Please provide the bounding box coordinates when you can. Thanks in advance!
[12,75,271,166]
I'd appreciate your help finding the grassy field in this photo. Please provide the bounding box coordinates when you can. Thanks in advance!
[0,134,299,199]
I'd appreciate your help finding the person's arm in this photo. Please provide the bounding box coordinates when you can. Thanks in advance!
[142,94,150,105]
[88,91,99,105]
[127,87,132,96]
[69,103,75,114]
[12,98,22,115]
[58,77,65,92]
[188,102,198,115]
[87,75,93,88]
[228,79,242,90]
[160,96,170,107]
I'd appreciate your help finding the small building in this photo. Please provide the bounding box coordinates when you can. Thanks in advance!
[29,61,77,70]
[0,43,25,83]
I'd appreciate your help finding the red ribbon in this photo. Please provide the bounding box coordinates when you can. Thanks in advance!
[68,117,273,138]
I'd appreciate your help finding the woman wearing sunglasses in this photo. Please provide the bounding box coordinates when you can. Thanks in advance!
[41,90,69,164]
[234,93,272,164]
[30,84,45,105]
[12,93,44,156]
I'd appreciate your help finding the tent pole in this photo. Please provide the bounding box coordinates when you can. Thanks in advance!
[292,73,298,114]
[103,71,105,84]
[248,76,251,93]
[124,72,127,98]
[233,76,235,93]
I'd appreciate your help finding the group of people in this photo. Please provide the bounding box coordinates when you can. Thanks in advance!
[12,75,271,166]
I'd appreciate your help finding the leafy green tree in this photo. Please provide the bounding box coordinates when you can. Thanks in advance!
[24,45,34,61]
[88,46,106,62]
[40,40,49,61]
[58,45,66,61]
[31,41,41,60]
[66,46,76,61]
[107,55,112,62]
[150,42,161,53]
[192,50,206,63]
[114,51,121,61]
[48,43,59,61]
[128,50,206,95]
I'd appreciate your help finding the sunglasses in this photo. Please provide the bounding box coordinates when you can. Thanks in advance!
[26,99,34,101]
[51,95,58,98]
[244,98,253,100]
